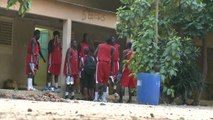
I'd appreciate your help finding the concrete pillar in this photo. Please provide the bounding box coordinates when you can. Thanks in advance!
[60,18,72,86]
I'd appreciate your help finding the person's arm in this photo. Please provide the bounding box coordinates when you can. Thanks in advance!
[110,47,115,76]
[89,40,95,53]
[48,40,52,54]
[94,45,99,57]
[67,48,72,76]
[93,45,99,62]
[123,50,128,60]
[78,43,81,56]
[38,42,46,63]
[79,57,84,71]
[121,50,128,71]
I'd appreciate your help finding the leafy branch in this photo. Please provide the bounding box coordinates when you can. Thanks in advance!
[7,0,32,17]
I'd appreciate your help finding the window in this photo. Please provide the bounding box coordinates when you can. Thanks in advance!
[0,16,13,53]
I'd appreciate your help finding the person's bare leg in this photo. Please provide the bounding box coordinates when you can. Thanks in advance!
[83,87,88,100]
[47,73,52,87]
[32,76,37,86]
[70,85,75,100]
[119,86,125,103]
[74,78,80,94]
[89,88,94,100]
[127,88,133,103]
[65,84,71,99]
[55,75,58,89]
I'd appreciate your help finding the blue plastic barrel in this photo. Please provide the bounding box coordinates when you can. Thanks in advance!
[137,73,160,105]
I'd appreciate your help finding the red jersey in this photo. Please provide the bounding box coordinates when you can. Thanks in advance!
[126,48,133,60]
[26,37,39,75]
[80,42,90,57]
[64,48,79,75]
[50,41,62,64]
[97,43,113,62]
[27,37,39,56]
[120,48,136,88]
[113,43,120,61]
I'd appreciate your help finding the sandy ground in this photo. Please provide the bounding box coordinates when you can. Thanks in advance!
[0,98,213,120]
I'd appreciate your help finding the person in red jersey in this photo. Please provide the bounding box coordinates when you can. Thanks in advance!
[79,33,94,57]
[64,40,79,99]
[112,37,120,93]
[26,30,41,91]
[119,42,137,103]
[93,37,115,102]
[47,31,62,91]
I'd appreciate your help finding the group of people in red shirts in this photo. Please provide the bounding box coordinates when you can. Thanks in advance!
[26,30,136,103]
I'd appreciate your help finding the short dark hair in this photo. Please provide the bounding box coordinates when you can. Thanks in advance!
[84,48,89,55]
[126,42,132,49]
[106,36,114,45]
[34,30,40,36]
[53,31,60,37]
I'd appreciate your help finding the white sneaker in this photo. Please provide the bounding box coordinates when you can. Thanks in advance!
[93,98,98,102]
[100,97,107,102]
[102,98,108,102]
[28,87,37,91]
[101,92,108,102]
[93,92,99,102]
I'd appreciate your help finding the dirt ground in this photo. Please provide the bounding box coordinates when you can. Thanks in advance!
[0,89,213,120]
[0,98,213,120]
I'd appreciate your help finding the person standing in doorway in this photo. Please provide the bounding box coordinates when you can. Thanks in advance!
[64,40,79,99]
[94,37,115,102]
[33,42,46,86]
[79,33,94,57]
[119,42,137,103]
[26,30,41,91]
[47,31,62,91]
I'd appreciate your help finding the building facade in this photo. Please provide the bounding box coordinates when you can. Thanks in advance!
[0,0,122,88]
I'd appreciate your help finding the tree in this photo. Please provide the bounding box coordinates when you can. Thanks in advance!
[7,0,32,17]
[116,0,212,104]
[172,0,213,103]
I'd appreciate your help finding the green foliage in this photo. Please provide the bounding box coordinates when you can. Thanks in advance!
[172,0,213,38]
[163,38,205,101]
[116,0,211,99]
[7,0,32,17]
[171,64,205,101]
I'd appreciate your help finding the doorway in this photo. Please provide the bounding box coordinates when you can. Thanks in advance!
[34,27,63,87]
[34,27,50,87]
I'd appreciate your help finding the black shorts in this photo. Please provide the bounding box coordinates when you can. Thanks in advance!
[81,71,95,89]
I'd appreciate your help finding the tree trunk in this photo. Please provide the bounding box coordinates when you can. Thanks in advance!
[155,0,159,44]
[202,38,208,84]
[194,38,207,105]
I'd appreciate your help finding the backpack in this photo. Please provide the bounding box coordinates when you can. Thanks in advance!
[84,56,96,75]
